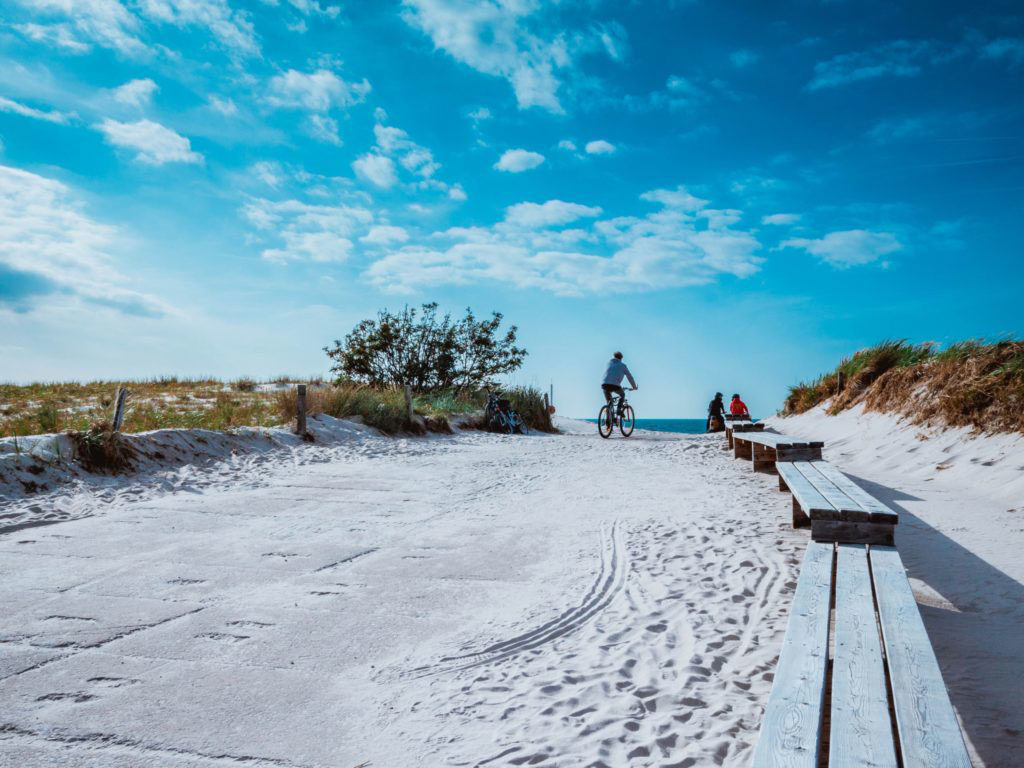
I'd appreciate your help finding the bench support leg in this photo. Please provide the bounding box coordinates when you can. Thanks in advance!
[752,443,777,473]
[793,498,811,528]
[779,475,789,492]
[734,438,752,461]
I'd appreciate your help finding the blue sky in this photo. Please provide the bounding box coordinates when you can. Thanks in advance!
[1,0,1022,417]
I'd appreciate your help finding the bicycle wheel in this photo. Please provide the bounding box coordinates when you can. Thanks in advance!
[500,413,514,434]
[619,405,635,436]
[597,405,614,438]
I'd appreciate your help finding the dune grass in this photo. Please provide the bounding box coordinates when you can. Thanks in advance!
[783,338,1024,434]
[2,376,556,438]
[0,378,292,438]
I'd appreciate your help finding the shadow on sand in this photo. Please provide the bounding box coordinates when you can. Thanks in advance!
[846,472,1024,765]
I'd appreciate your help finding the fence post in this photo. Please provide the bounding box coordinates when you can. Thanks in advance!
[296,384,307,435]
[544,393,549,411]
[404,385,414,426]
[112,387,128,432]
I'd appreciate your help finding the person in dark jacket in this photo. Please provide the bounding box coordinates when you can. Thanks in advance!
[707,392,726,432]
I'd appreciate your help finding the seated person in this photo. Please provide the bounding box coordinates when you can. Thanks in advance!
[730,393,750,418]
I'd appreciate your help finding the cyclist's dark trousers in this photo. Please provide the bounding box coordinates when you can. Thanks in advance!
[602,383,624,408]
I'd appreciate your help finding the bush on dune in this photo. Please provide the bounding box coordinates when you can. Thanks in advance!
[783,338,1024,434]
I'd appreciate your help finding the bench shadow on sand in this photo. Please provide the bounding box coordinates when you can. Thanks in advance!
[844,472,1024,765]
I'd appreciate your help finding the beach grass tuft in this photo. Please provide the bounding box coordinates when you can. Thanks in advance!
[784,338,1024,434]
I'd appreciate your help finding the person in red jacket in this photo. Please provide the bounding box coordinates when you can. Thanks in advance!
[730,393,750,417]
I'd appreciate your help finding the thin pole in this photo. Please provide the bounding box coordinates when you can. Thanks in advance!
[296,384,307,435]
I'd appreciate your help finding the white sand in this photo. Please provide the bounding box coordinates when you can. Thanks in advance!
[0,410,1019,766]
[0,417,807,767]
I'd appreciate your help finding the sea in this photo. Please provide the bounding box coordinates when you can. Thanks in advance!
[584,418,712,434]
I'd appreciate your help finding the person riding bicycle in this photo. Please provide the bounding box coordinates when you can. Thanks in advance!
[602,352,637,414]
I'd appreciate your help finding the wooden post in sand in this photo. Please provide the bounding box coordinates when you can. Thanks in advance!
[296,384,307,435]
[403,385,414,426]
[544,393,549,411]
[112,387,128,432]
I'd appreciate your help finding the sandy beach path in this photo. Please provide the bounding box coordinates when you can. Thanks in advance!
[0,421,806,767]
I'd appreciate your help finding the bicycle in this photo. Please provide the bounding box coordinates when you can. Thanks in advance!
[597,388,636,438]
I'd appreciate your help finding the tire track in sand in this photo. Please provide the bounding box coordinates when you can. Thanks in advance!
[410,521,628,677]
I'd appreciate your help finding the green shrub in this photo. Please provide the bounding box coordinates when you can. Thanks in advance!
[36,402,60,433]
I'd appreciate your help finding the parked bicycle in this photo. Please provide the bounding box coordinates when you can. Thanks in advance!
[485,392,529,435]
[597,388,636,438]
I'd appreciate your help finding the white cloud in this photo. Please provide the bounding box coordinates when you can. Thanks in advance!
[374,123,439,178]
[19,0,147,56]
[360,225,409,245]
[136,0,260,57]
[0,96,74,124]
[95,118,203,165]
[400,0,573,112]
[807,41,931,91]
[781,229,902,267]
[208,95,238,116]
[504,200,602,229]
[17,0,261,58]
[639,185,708,211]
[468,106,492,122]
[112,78,158,108]
[585,139,615,155]
[352,153,398,189]
[250,161,283,187]
[265,69,371,111]
[762,213,800,226]
[0,164,164,315]
[730,49,759,68]
[448,184,467,201]
[15,22,91,53]
[982,38,1024,65]
[494,148,545,172]
[242,197,372,263]
[558,139,577,151]
[307,114,341,145]
[364,186,763,295]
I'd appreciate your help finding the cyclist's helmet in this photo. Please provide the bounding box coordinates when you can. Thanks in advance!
[614,351,623,360]
[732,393,740,399]
[715,392,723,398]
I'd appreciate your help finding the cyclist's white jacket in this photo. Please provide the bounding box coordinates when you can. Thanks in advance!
[603,359,637,389]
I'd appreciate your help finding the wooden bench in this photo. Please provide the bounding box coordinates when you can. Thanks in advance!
[725,418,765,448]
[777,460,899,545]
[752,541,972,768]
[733,431,823,472]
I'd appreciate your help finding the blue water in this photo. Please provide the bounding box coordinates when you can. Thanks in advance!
[584,418,710,434]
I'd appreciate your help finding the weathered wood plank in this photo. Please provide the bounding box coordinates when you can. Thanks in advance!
[793,462,866,521]
[777,462,834,517]
[734,436,753,460]
[829,544,899,768]
[751,541,835,768]
[812,462,899,524]
[811,520,895,545]
[869,546,972,768]
[753,442,778,473]
[776,446,824,462]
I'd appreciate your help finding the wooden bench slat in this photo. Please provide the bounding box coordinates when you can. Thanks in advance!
[751,541,835,768]
[812,461,899,523]
[777,462,834,515]
[793,461,864,518]
[741,432,824,449]
[829,544,899,768]
[869,546,972,768]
